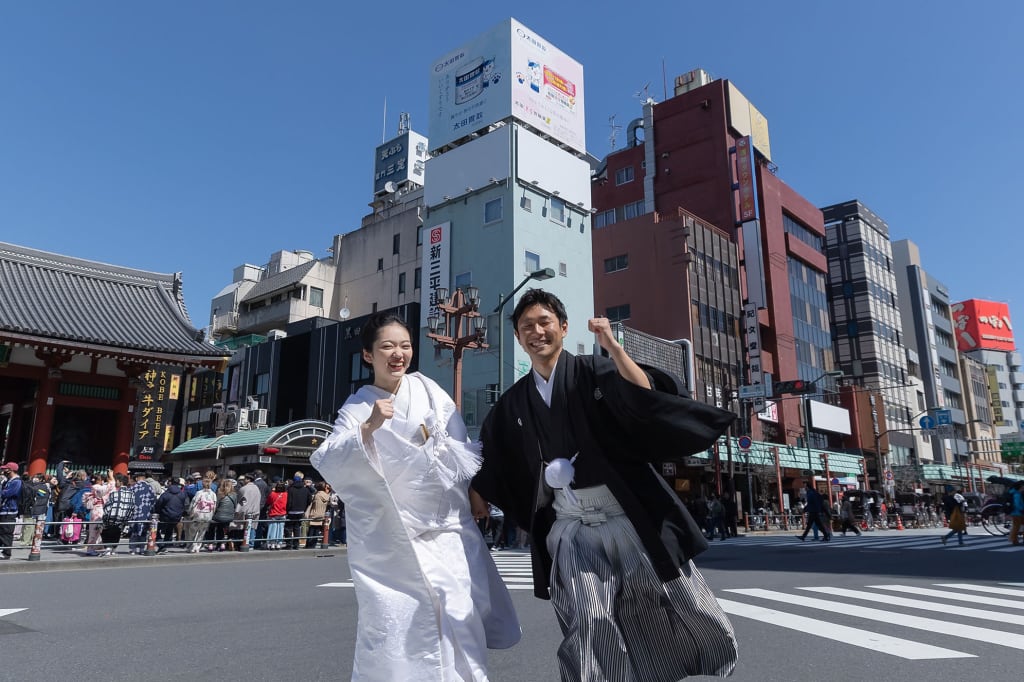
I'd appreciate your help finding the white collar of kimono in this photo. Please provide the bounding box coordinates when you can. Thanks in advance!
[531,356,560,407]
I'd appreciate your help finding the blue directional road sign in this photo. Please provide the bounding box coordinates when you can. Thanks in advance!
[919,415,936,430]
[935,409,953,426]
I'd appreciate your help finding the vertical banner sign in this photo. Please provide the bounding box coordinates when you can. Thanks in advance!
[744,302,766,413]
[420,222,451,329]
[133,366,181,461]
[736,136,756,222]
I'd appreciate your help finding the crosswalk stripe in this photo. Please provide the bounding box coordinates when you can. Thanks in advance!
[869,585,1024,610]
[318,582,354,587]
[799,586,1024,626]
[0,609,27,618]
[934,583,1024,598]
[725,588,1024,651]
[716,599,972,660]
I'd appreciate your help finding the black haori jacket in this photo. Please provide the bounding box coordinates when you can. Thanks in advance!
[474,351,735,599]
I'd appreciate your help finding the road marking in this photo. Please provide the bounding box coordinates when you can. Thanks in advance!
[799,586,1024,626]
[318,582,353,587]
[726,588,1024,651]
[868,585,1024,610]
[716,599,971,660]
[0,609,26,619]
[934,583,1024,598]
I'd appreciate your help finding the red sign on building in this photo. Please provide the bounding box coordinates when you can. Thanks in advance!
[736,136,756,222]
[951,299,1015,352]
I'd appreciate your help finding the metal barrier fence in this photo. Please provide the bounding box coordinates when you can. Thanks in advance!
[0,515,343,561]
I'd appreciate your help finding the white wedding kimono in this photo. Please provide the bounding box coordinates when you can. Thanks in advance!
[311,372,520,682]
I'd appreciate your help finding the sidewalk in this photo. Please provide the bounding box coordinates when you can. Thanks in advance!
[0,538,344,574]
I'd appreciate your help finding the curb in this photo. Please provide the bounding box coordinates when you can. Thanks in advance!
[0,548,344,574]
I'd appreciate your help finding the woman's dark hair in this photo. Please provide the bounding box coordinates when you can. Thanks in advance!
[360,313,413,367]
[510,289,568,329]
[315,481,326,492]
[274,481,287,493]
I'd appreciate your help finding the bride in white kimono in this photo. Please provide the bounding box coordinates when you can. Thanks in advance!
[311,313,520,682]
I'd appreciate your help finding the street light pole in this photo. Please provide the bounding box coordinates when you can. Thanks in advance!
[426,286,488,411]
[492,267,555,395]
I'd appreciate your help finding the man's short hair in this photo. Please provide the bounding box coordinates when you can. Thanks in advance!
[510,288,568,330]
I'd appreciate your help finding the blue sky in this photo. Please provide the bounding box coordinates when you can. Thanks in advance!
[2,1,1022,336]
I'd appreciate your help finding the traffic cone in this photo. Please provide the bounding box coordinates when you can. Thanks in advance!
[896,514,904,531]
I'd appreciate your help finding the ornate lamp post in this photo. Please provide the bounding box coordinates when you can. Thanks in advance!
[426,286,487,411]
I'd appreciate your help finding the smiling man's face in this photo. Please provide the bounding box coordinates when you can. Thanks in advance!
[514,303,568,370]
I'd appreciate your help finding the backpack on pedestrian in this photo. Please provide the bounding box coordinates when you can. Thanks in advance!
[60,514,83,544]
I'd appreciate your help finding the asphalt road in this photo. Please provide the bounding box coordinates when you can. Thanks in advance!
[2,530,1022,681]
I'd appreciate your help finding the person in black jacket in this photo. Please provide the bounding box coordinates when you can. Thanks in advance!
[472,289,738,681]
[152,480,188,553]
[284,472,312,550]
[20,473,50,544]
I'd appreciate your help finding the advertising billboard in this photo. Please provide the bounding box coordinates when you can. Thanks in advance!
[374,131,428,195]
[951,299,1015,352]
[428,18,585,155]
[420,222,451,329]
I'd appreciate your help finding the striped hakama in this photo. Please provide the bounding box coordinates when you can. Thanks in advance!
[547,485,738,682]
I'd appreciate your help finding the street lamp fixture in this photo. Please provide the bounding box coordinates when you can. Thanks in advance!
[493,267,556,394]
[426,286,488,411]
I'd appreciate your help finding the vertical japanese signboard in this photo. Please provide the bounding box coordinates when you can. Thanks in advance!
[736,136,756,222]
[133,366,181,461]
[744,302,766,413]
[420,222,451,330]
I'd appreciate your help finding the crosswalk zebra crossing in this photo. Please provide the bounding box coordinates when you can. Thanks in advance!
[317,549,534,590]
[719,581,1024,659]
[722,531,1024,553]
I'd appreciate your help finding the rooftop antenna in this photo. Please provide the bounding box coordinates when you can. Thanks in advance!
[397,112,410,136]
[662,58,668,101]
[382,97,387,143]
[634,82,653,103]
[608,114,622,151]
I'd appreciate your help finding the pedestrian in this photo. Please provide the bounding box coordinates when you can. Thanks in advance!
[839,496,861,536]
[708,494,727,541]
[283,471,311,550]
[82,471,114,555]
[128,471,157,554]
[186,477,216,553]
[236,473,261,548]
[152,477,188,553]
[723,491,739,538]
[304,481,330,549]
[941,486,968,546]
[311,311,520,681]
[798,483,831,542]
[0,462,23,560]
[266,479,287,550]
[1007,481,1024,546]
[473,290,738,681]
[100,473,136,556]
[210,479,237,551]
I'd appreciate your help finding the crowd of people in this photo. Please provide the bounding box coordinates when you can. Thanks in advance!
[0,461,347,558]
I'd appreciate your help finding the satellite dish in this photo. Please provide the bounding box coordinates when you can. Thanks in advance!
[384,181,397,193]
[339,307,351,320]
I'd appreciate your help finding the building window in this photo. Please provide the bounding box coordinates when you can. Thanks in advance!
[604,254,629,273]
[525,250,541,274]
[398,272,407,294]
[550,197,566,224]
[416,225,424,246]
[606,304,631,322]
[351,352,370,381]
[624,200,645,220]
[559,261,567,277]
[254,373,270,395]
[521,196,532,212]
[594,208,616,229]
[309,287,324,308]
[484,197,503,224]
[615,166,635,185]
[377,258,384,271]
[414,267,422,290]
[372,302,378,313]
[393,234,401,255]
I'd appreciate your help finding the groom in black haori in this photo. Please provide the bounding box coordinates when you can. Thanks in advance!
[472,289,738,681]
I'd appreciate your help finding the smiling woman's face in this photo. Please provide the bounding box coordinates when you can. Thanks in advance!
[364,322,414,392]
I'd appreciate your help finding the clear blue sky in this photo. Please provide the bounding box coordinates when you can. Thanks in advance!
[3,1,1022,336]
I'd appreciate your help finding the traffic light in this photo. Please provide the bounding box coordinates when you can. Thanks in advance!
[773,379,816,395]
